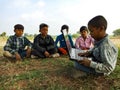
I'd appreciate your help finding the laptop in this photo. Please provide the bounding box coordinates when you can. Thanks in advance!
[61,29,91,61]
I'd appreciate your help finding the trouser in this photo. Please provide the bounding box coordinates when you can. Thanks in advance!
[3,50,27,59]
[57,47,67,55]
[31,48,57,58]
[74,61,104,76]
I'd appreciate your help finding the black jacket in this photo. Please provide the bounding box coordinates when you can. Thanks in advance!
[33,34,56,53]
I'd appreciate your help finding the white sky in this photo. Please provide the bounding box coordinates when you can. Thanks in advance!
[0,0,120,36]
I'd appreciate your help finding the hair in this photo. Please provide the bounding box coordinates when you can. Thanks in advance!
[14,24,24,30]
[39,23,48,30]
[88,15,107,30]
[80,26,88,32]
[61,24,69,32]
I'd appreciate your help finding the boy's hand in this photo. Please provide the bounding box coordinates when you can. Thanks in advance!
[26,48,31,58]
[44,51,50,57]
[15,53,21,60]
[78,51,90,57]
[78,52,86,57]
[78,58,91,67]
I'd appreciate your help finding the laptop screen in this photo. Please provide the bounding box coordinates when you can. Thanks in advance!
[61,29,90,61]
[62,29,72,54]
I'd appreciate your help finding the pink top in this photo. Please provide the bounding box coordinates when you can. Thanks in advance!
[75,35,94,50]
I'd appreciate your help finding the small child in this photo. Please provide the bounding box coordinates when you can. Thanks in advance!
[74,15,118,77]
[75,26,94,50]
[31,23,59,58]
[55,25,74,55]
[3,24,32,60]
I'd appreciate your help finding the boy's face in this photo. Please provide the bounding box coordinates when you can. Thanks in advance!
[39,26,48,37]
[80,30,88,38]
[14,29,24,37]
[88,25,101,41]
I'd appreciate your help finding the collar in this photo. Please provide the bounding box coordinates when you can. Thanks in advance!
[95,34,108,46]
[14,34,23,39]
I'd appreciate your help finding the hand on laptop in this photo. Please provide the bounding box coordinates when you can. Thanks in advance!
[78,51,90,57]
[78,58,91,67]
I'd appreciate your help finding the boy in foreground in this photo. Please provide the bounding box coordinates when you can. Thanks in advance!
[73,15,118,78]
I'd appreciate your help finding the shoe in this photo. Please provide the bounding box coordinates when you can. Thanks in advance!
[51,53,60,58]
[31,55,39,59]
[3,51,15,59]
[3,51,13,58]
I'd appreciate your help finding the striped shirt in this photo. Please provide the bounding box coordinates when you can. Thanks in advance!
[4,35,32,54]
[90,34,118,75]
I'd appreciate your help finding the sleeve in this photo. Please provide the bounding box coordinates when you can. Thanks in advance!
[75,38,80,49]
[4,36,17,54]
[46,36,56,51]
[33,36,46,53]
[24,37,32,48]
[90,45,118,75]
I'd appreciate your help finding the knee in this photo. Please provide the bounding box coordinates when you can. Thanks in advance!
[3,51,13,58]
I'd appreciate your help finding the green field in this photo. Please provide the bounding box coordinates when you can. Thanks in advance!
[0,46,120,90]
[0,36,120,90]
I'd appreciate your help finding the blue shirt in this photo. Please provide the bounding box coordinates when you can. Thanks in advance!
[55,34,74,48]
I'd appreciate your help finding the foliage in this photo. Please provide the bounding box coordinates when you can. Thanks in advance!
[72,33,79,38]
[0,32,6,37]
[24,33,37,38]
[113,28,120,36]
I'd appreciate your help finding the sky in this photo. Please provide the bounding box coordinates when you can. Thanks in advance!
[0,0,120,36]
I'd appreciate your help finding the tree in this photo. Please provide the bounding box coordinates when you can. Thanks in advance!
[0,32,6,37]
[24,33,29,37]
[113,29,120,36]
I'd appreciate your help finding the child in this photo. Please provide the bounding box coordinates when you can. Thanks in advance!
[55,24,74,55]
[3,24,32,60]
[74,15,118,77]
[31,23,59,58]
[75,26,94,50]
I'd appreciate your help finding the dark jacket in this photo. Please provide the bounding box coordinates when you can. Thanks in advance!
[33,34,57,54]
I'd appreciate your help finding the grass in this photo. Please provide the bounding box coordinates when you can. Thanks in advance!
[0,47,120,89]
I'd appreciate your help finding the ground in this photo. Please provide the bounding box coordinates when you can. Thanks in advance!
[0,37,120,90]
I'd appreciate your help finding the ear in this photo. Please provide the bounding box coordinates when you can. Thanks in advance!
[14,29,16,32]
[101,26,105,30]
[39,29,41,32]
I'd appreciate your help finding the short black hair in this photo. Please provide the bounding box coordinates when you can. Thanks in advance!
[80,26,88,32]
[14,24,24,30]
[39,23,48,30]
[88,15,107,30]
[61,24,69,32]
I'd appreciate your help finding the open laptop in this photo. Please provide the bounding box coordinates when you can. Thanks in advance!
[61,29,90,61]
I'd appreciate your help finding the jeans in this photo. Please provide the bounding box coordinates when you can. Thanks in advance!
[18,50,27,59]
[74,61,104,76]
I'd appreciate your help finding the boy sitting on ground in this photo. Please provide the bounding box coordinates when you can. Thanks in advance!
[31,23,59,58]
[3,24,32,61]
